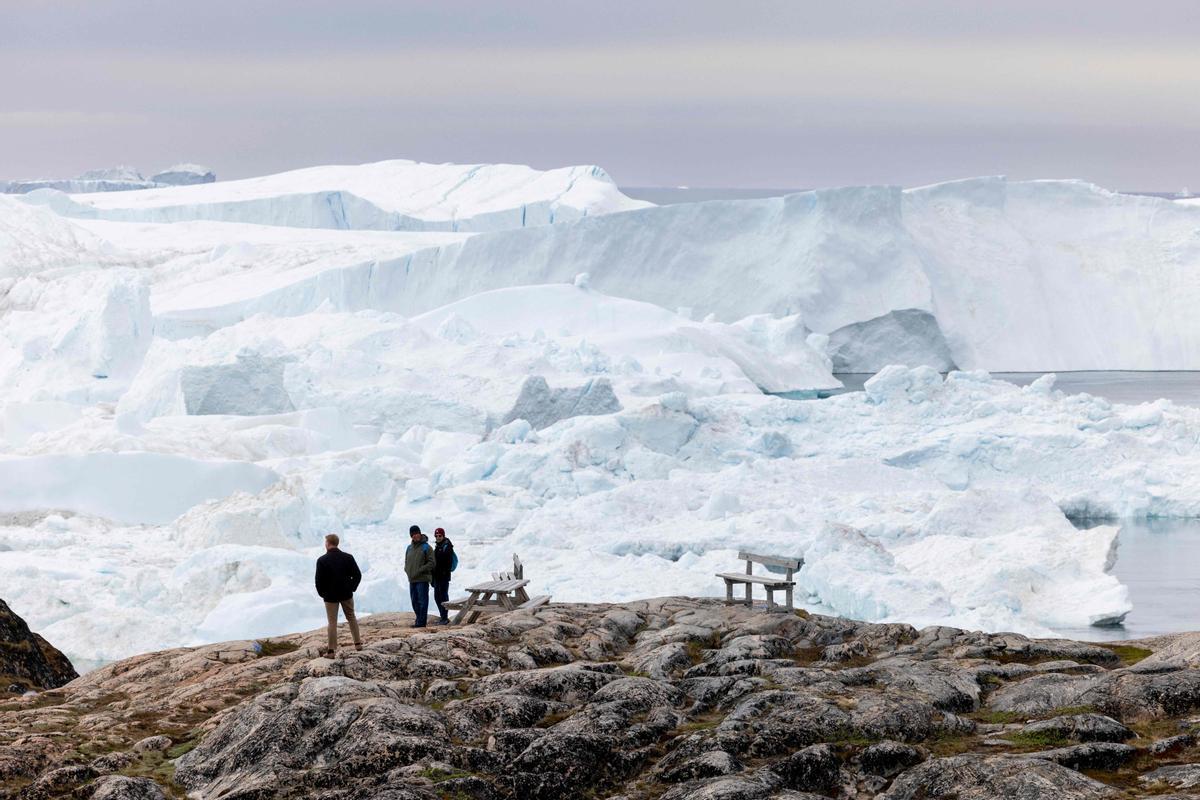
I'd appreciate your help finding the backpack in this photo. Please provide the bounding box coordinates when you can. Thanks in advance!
[450,549,459,573]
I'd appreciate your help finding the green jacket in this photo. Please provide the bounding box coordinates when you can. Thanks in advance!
[405,539,435,583]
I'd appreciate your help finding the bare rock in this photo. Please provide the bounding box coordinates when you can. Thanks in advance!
[131,734,172,753]
[658,749,743,783]
[1026,742,1137,771]
[1141,763,1200,790]
[859,740,926,777]
[0,597,77,691]
[882,754,1121,799]
[771,743,840,792]
[1017,713,1134,743]
[88,775,170,800]
[1150,733,1195,755]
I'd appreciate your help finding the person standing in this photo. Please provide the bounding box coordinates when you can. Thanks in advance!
[405,525,435,628]
[314,533,363,656]
[432,527,456,625]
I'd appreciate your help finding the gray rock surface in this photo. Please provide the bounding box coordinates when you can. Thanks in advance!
[3,599,1199,800]
[0,596,77,691]
[89,775,170,800]
[1016,713,1134,743]
[883,754,1121,799]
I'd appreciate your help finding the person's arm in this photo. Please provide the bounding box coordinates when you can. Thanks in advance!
[349,555,362,592]
[315,558,326,597]
[424,543,436,573]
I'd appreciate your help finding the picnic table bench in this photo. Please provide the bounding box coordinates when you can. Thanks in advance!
[716,551,803,612]
[446,554,551,624]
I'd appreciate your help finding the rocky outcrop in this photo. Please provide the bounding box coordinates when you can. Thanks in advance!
[0,598,76,692]
[4,598,1200,799]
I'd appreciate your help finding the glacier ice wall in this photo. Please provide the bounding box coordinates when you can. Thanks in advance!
[307,177,1200,370]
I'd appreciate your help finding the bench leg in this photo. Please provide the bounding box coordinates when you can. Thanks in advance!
[452,594,477,625]
[745,582,753,607]
[725,580,733,605]
[766,587,776,612]
[786,585,793,610]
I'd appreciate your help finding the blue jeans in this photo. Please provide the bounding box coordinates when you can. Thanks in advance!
[409,581,430,627]
[433,579,450,621]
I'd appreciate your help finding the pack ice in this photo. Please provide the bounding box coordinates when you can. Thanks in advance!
[2,158,1194,666]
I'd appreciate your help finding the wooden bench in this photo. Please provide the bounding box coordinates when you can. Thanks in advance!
[716,551,803,612]
[517,595,551,610]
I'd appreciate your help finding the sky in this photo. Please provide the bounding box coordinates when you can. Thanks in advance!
[3,1,1199,190]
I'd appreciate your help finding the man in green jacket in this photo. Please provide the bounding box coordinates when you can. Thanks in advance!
[405,525,435,627]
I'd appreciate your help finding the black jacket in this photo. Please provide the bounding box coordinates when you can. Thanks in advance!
[433,538,456,582]
[315,548,362,603]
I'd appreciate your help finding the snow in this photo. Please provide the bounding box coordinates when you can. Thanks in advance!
[2,159,1197,666]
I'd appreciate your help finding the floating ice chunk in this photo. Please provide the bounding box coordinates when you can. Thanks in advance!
[1121,404,1164,429]
[827,309,957,372]
[502,375,622,430]
[574,272,591,289]
[493,418,534,443]
[181,352,295,416]
[1025,373,1058,395]
[699,491,742,520]
[754,431,793,458]
[174,482,314,549]
[404,478,433,503]
[315,462,398,525]
[435,312,478,343]
[864,365,944,404]
[151,164,216,186]
[618,400,698,455]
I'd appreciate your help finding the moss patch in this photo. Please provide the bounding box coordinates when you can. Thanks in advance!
[967,709,1027,724]
[1098,644,1153,667]
[255,639,301,658]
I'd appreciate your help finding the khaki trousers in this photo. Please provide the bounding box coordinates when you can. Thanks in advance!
[324,597,362,652]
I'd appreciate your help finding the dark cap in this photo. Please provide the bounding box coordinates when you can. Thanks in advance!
[409,525,422,535]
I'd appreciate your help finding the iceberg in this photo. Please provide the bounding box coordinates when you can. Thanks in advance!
[206,176,1197,371]
[5,159,1200,666]
[38,159,650,232]
[150,163,216,186]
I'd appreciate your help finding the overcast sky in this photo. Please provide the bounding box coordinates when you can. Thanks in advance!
[3,1,1199,189]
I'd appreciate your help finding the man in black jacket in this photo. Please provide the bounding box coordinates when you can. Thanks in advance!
[432,527,455,625]
[315,533,363,656]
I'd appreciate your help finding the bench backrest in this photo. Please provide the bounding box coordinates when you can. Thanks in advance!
[492,553,525,581]
[738,551,803,581]
[738,551,803,570]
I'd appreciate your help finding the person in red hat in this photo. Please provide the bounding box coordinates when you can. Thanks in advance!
[431,527,457,625]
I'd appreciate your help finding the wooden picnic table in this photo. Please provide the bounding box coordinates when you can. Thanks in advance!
[449,578,533,624]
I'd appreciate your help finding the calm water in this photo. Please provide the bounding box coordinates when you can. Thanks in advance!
[1058,518,1200,642]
